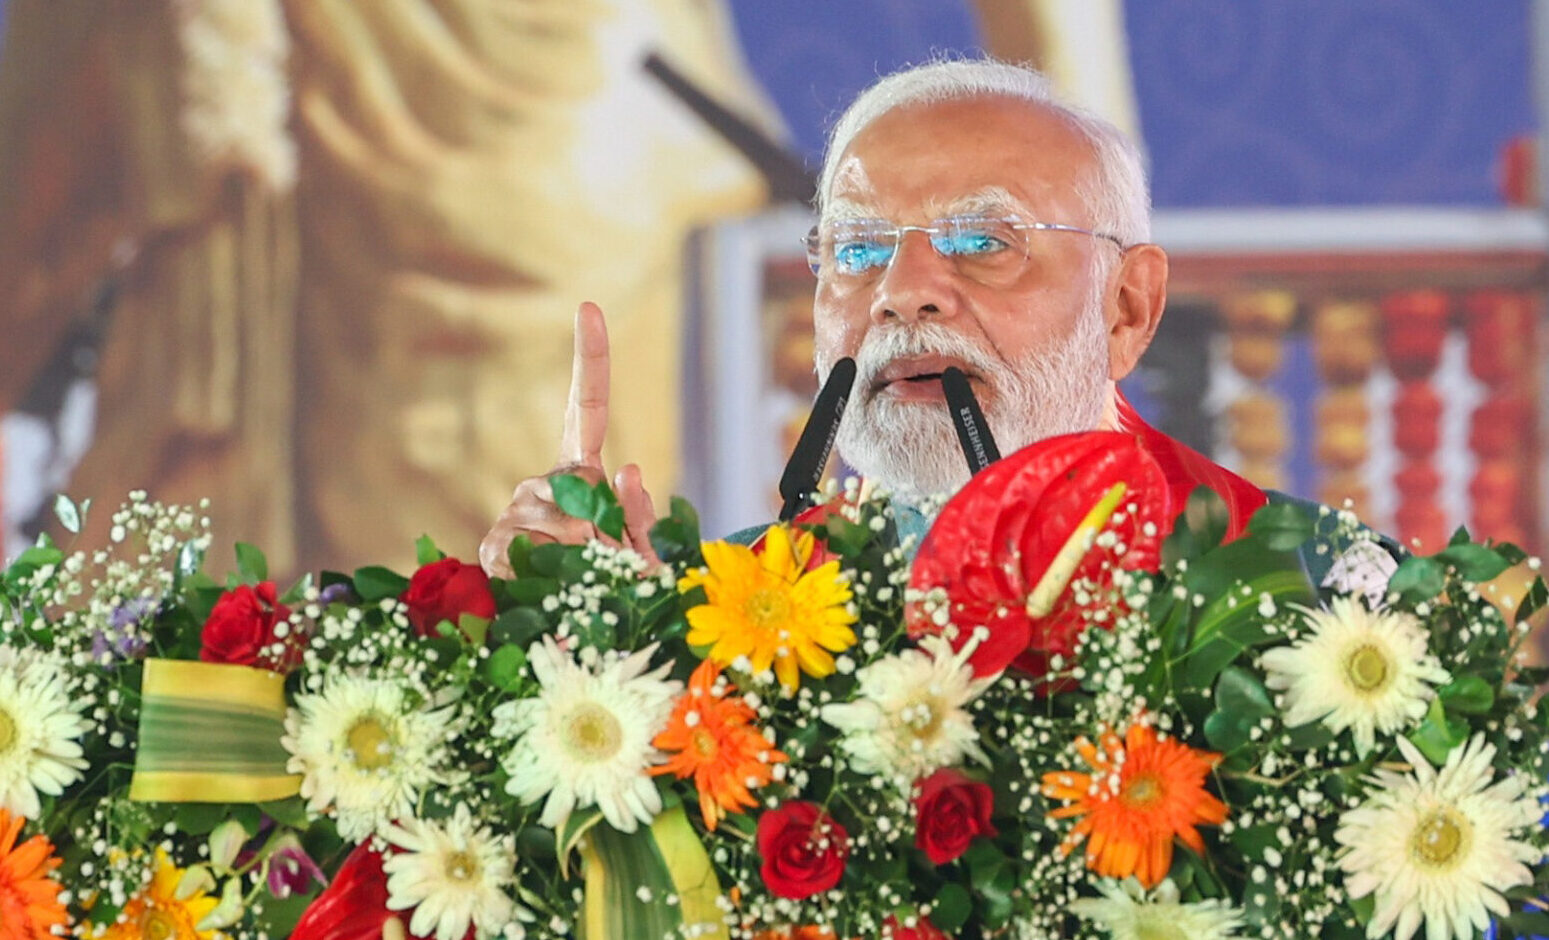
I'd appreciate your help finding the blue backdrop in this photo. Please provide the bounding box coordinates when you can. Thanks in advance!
[727,0,1535,207]
[0,0,1532,206]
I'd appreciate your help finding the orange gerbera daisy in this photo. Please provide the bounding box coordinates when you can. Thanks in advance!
[97,849,220,940]
[1041,721,1228,888]
[0,808,67,940]
[651,659,787,830]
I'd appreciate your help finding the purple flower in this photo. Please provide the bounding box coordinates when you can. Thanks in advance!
[92,598,153,664]
[267,836,327,899]
[109,596,156,630]
[317,582,355,605]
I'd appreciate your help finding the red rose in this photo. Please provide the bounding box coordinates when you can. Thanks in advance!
[882,914,949,940]
[200,582,301,673]
[913,769,996,865]
[400,558,496,639]
[757,801,850,899]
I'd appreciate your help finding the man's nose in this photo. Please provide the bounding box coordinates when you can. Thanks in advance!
[869,230,957,324]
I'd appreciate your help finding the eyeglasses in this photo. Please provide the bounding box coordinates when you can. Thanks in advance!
[803,214,1125,289]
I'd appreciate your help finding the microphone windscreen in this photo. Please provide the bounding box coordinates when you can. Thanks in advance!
[942,366,1001,474]
[778,357,857,520]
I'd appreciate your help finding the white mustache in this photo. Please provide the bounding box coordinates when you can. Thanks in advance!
[837,323,1008,396]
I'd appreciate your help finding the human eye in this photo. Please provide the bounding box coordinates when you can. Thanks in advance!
[829,229,893,275]
[932,219,1012,257]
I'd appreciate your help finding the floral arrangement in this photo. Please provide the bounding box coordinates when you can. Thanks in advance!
[1,430,1548,940]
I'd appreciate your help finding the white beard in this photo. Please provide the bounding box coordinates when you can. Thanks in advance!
[826,301,1111,502]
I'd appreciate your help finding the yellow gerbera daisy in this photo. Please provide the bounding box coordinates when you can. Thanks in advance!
[680,525,857,692]
[93,849,221,940]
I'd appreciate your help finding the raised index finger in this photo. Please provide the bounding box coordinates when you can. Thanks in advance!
[559,301,610,468]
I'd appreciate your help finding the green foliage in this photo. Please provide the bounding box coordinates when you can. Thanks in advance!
[550,473,625,541]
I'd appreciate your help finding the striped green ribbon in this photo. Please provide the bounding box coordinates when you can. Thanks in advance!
[580,805,729,940]
[129,659,301,803]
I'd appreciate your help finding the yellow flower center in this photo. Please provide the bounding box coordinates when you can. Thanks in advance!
[0,707,17,755]
[445,850,480,883]
[691,728,718,759]
[1134,922,1188,940]
[141,909,179,940]
[347,715,396,771]
[1122,773,1163,808]
[564,702,623,762]
[905,696,945,741]
[743,588,792,630]
[1343,643,1391,693]
[1410,808,1471,870]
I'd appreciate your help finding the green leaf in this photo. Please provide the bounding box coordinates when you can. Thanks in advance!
[278,573,313,607]
[506,534,536,578]
[1516,575,1548,624]
[483,644,528,691]
[1435,543,1512,582]
[54,494,83,533]
[1162,486,1231,567]
[1503,911,1549,937]
[1203,666,1276,753]
[543,474,626,541]
[1408,697,1468,766]
[257,797,311,829]
[1437,676,1494,715]
[595,502,626,542]
[526,543,574,578]
[931,883,972,932]
[550,473,598,522]
[505,577,559,607]
[1247,501,1318,552]
[173,803,233,836]
[1282,721,1335,751]
[456,613,490,646]
[1216,664,1276,717]
[490,607,550,648]
[1388,556,1445,604]
[649,497,702,566]
[234,542,268,583]
[353,566,410,602]
[415,535,443,566]
[556,807,605,879]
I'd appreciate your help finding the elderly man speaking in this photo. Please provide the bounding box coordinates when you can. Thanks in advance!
[479,57,1270,577]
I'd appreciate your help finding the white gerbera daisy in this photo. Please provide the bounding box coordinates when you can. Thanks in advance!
[283,675,455,841]
[494,637,679,834]
[1069,878,1244,939]
[1336,734,1542,940]
[0,648,89,818]
[1260,597,1449,756]
[383,806,529,940]
[819,634,995,785]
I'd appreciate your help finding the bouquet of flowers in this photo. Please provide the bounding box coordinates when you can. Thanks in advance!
[1,430,1546,940]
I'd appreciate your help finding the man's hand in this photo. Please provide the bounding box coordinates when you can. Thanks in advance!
[478,302,661,577]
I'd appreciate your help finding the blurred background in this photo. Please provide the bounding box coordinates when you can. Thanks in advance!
[0,0,1543,583]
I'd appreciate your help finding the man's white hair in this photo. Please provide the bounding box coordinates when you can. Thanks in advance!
[816,57,1151,247]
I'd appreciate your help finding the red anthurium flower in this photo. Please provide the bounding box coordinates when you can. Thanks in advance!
[291,843,447,940]
[907,431,1171,679]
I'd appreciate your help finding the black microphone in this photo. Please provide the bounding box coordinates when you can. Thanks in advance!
[778,357,856,521]
[942,367,1000,475]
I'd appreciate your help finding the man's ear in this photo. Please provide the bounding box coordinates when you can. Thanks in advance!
[1105,243,1168,382]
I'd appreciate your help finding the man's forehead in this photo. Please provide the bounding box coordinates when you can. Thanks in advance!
[824,186,1029,222]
